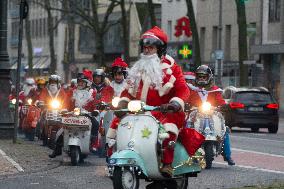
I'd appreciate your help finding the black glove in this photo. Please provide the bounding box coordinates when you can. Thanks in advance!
[160,101,181,113]
[114,100,128,118]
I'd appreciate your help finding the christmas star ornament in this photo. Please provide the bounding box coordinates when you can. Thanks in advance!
[141,127,152,139]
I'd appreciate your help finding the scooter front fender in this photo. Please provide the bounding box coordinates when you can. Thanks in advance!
[108,149,148,177]
[68,137,81,148]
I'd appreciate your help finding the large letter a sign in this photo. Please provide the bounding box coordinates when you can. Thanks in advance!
[174,17,192,38]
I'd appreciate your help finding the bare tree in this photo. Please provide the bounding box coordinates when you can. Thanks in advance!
[24,11,33,76]
[235,0,249,86]
[120,0,130,63]
[147,0,156,27]
[185,0,201,66]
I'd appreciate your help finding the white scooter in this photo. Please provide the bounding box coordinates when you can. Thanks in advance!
[187,88,226,169]
[59,108,98,166]
[108,100,204,189]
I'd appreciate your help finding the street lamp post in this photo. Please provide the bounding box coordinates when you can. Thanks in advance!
[0,0,13,138]
[216,0,223,87]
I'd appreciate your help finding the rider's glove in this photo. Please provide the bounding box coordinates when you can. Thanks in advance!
[160,101,181,113]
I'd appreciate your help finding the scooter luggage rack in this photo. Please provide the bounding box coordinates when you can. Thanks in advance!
[46,110,61,121]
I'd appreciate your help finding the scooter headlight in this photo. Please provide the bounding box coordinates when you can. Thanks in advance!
[11,99,16,105]
[201,102,211,113]
[128,100,142,112]
[27,98,33,105]
[108,158,117,164]
[50,100,61,109]
[74,108,81,116]
[112,97,120,108]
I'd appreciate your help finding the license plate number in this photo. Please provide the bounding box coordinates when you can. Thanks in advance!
[248,107,263,112]
[62,117,89,126]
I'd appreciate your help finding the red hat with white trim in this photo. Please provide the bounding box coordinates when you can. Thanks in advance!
[141,26,168,44]
[111,57,128,68]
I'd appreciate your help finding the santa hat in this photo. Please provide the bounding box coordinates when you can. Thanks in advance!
[83,69,93,82]
[141,26,168,44]
[111,57,128,68]
[184,72,196,80]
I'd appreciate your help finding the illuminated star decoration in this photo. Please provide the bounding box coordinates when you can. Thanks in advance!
[141,127,152,139]
[178,45,192,59]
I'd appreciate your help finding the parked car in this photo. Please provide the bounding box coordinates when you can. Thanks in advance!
[223,86,279,133]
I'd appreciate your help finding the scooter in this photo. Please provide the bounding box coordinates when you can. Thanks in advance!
[60,108,99,166]
[186,89,226,169]
[107,100,204,189]
[38,99,62,148]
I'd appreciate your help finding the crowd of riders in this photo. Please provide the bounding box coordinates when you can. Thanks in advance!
[10,26,235,176]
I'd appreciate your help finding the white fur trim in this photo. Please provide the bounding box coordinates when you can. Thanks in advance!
[141,75,151,103]
[165,54,175,66]
[142,33,160,40]
[119,97,130,103]
[158,133,170,140]
[170,97,185,111]
[106,128,117,139]
[163,123,179,136]
[158,75,176,96]
[166,68,173,75]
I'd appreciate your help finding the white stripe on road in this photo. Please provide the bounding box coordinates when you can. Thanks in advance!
[231,135,283,143]
[0,148,24,172]
[214,162,284,175]
[232,148,284,158]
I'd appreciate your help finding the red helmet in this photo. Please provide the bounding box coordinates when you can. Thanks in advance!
[139,26,168,57]
[111,57,128,78]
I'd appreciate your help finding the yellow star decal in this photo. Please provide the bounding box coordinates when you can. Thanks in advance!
[141,127,152,139]
[178,45,192,59]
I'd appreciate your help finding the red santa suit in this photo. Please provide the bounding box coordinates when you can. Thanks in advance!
[93,84,114,105]
[187,84,225,107]
[69,88,97,112]
[38,88,68,110]
[108,55,190,164]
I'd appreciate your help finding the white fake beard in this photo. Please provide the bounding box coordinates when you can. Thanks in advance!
[127,53,163,90]
[111,80,126,97]
[73,89,92,108]
[23,85,34,96]
[48,84,59,95]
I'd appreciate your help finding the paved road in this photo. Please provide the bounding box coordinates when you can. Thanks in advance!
[0,119,283,189]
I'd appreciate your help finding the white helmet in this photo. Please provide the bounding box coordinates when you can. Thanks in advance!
[25,78,35,85]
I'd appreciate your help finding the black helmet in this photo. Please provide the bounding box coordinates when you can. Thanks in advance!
[139,37,167,58]
[195,65,213,87]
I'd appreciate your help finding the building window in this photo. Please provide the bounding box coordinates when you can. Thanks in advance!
[269,0,280,22]
[212,26,218,52]
[167,20,172,40]
[224,25,231,61]
[200,27,206,61]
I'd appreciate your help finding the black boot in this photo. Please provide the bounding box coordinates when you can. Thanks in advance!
[224,157,235,166]
[49,145,62,158]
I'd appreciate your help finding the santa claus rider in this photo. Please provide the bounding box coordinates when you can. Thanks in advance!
[92,69,114,107]
[110,57,128,97]
[107,26,190,177]
[49,70,99,158]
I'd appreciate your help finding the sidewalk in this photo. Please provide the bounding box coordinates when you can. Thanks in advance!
[0,137,60,176]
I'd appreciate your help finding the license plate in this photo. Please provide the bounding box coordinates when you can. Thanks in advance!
[248,107,263,112]
[62,117,89,126]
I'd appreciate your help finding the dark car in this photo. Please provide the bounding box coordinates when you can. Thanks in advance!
[223,86,279,133]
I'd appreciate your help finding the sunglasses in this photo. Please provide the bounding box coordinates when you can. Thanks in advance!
[197,75,208,79]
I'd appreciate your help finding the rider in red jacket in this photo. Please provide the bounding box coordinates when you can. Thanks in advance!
[186,65,235,166]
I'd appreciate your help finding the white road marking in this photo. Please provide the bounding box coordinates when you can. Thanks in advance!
[0,148,24,172]
[214,162,284,175]
[231,135,283,143]
[232,148,284,158]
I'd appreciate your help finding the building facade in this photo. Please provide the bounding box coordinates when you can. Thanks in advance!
[251,0,284,110]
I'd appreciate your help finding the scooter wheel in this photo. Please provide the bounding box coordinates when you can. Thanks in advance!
[70,146,80,166]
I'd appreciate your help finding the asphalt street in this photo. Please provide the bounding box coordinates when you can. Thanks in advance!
[0,119,283,189]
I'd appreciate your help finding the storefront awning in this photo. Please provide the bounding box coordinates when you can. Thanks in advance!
[251,43,284,54]
[33,56,49,69]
